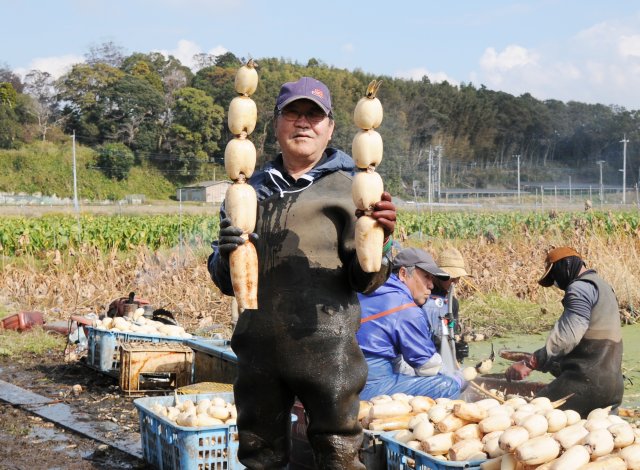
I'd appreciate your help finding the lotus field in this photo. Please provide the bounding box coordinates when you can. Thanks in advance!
[1,210,639,336]
[2,210,640,256]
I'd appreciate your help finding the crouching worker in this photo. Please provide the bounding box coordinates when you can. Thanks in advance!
[505,247,623,417]
[357,248,465,400]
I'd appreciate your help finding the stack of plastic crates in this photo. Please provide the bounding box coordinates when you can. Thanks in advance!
[85,326,186,377]
[134,392,241,470]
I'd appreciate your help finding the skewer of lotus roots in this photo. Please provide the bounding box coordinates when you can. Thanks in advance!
[223,59,259,309]
[352,79,385,272]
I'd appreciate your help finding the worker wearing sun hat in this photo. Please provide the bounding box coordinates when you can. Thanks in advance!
[506,246,623,417]
[357,248,465,400]
[422,247,471,366]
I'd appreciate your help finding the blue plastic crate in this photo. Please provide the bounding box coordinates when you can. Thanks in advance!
[380,431,486,470]
[135,392,241,470]
[86,326,186,376]
[135,392,298,470]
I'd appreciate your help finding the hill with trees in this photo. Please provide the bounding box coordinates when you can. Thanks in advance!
[1,42,638,201]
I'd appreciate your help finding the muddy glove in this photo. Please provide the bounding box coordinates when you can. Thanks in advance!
[455,341,469,363]
[505,355,538,381]
[218,218,259,259]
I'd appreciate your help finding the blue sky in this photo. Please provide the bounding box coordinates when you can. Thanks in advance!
[3,0,640,109]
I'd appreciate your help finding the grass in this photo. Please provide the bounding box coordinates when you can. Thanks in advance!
[461,293,563,337]
[0,141,180,201]
[0,327,66,358]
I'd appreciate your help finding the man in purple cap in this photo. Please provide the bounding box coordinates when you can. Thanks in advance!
[356,248,464,400]
[209,77,396,468]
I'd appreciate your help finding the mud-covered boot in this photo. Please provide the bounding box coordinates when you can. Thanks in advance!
[309,433,365,470]
[237,431,289,470]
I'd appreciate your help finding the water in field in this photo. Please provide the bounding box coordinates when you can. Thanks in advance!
[464,323,640,409]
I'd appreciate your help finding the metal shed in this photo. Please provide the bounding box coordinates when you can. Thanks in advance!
[176,181,232,204]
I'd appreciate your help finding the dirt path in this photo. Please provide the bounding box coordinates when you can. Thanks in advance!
[0,349,150,469]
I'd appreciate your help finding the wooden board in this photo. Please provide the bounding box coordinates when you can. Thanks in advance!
[119,342,193,394]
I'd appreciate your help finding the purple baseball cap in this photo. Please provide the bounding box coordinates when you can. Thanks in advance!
[276,77,332,115]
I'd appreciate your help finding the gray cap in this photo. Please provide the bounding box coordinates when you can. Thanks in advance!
[393,248,450,280]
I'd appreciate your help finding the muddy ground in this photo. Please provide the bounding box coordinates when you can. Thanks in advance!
[0,347,151,470]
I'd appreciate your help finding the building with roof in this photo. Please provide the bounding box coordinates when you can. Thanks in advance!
[176,180,232,204]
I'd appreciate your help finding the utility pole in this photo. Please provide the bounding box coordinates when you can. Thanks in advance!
[428,146,433,204]
[620,135,629,204]
[514,154,521,204]
[569,176,572,203]
[436,145,442,202]
[596,160,605,204]
[72,130,79,212]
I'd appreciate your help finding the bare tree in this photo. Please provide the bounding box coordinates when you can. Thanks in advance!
[0,63,24,92]
[192,53,217,71]
[85,41,125,68]
[23,69,64,141]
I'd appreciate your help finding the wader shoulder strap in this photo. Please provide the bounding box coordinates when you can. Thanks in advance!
[361,302,418,324]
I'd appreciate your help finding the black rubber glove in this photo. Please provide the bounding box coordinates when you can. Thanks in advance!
[455,341,469,363]
[218,218,259,258]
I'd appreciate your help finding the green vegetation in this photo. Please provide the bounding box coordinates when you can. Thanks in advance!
[0,141,184,200]
[0,213,219,255]
[397,210,640,239]
[0,327,65,358]
[461,293,562,337]
[1,46,638,197]
[96,142,135,180]
[2,210,640,256]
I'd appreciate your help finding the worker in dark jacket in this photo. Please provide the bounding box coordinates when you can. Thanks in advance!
[505,246,624,417]
[422,247,471,364]
[209,77,396,469]
[357,248,464,401]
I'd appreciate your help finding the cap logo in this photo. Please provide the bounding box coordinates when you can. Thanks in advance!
[311,88,324,98]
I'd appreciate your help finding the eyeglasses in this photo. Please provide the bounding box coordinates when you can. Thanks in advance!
[278,108,328,124]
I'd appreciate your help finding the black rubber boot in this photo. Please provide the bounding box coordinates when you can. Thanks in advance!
[309,433,365,470]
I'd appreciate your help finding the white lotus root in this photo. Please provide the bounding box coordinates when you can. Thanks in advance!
[353,79,383,130]
[234,59,258,96]
[224,59,260,309]
[225,137,256,181]
[352,80,385,272]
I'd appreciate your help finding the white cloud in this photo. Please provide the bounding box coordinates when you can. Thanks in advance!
[155,40,227,70]
[394,67,458,85]
[619,35,640,58]
[471,20,640,108]
[14,54,84,79]
[155,39,201,69]
[208,45,228,57]
[479,45,538,71]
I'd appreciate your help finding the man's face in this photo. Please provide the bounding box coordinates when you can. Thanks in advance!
[275,99,334,164]
[400,267,434,306]
[437,277,460,292]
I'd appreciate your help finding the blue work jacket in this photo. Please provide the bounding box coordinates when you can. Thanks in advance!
[356,274,438,369]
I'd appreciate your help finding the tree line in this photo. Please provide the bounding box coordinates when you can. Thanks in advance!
[1,42,639,198]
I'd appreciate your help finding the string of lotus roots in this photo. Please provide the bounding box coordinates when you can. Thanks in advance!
[224,59,259,310]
